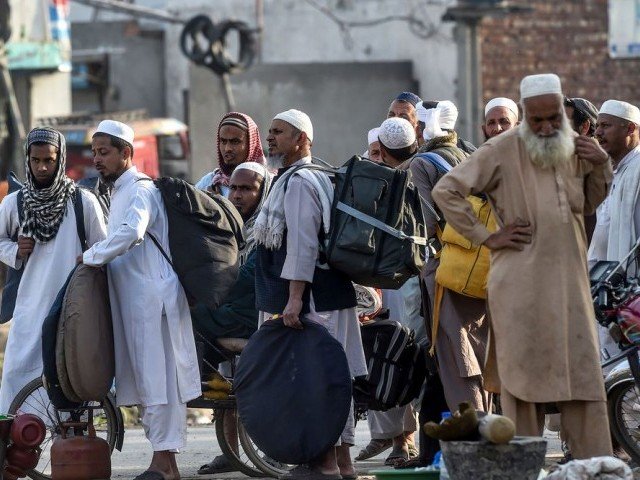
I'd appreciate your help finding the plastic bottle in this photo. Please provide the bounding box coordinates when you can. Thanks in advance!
[439,412,451,479]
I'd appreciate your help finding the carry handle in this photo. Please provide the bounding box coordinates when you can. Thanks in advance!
[59,410,96,439]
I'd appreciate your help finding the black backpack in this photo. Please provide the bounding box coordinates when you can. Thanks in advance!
[331,157,426,289]
[0,178,87,323]
[354,319,427,411]
[142,177,244,309]
[288,157,427,290]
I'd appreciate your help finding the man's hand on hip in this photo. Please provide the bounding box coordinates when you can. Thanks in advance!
[483,219,532,251]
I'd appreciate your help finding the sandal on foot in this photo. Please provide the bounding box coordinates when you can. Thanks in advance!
[355,439,392,461]
[341,472,360,479]
[408,444,419,459]
[384,446,409,466]
[279,465,342,480]
[133,471,166,480]
[197,455,235,474]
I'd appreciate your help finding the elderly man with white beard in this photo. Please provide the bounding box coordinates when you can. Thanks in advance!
[432,73,613,459]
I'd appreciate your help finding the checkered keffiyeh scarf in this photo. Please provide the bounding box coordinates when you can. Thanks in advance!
[21,127,76,243]
[211,112,266,189]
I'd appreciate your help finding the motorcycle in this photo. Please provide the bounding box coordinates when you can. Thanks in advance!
[591,237,640,463]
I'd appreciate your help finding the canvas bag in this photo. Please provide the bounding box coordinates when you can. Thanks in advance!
[298,157,427,290]
[415,153,496,299]
[435,196,497,299]
[57,264,114,402]
[140,177,244,309]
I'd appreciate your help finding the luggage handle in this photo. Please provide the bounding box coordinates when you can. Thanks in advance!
[59,410,97,439]
[336,202,428,246]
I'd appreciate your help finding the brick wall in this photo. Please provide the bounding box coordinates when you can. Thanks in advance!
[480,0,640,108]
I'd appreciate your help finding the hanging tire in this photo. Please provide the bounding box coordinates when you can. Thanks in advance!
[608,376,640,465]
[8,377,120,480]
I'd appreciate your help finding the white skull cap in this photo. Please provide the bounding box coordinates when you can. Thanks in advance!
[599,100,640,125]
[378,118,416,149]
[95,120,134,145]
[520,73,562,100]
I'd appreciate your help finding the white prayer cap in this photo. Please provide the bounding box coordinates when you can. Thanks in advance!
[435,101,458,130]
[273,109,313,142]
[416,101,429,124]
[94,120,134,145]
[233,161,268,177]
[599,100,640,125]
[485,97,519,119]
[378,118,416,149]
[367,128,380,146]
[520,73,562,100]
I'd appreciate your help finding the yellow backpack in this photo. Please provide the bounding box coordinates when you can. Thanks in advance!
[435,195,497,299]
[430,195,496,355]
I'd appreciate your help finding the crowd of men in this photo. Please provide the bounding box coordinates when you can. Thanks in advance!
[0,71,638,480]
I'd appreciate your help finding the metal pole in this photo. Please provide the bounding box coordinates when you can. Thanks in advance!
[71,0,185,24]
[221,73,236,112]
[469,19,483,146]
[455,22,474,143]
[255,0,264,63]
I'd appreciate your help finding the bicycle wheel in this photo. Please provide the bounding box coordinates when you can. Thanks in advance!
[8,377,120,480]
[608,377,640,464]
[214,407,264,478]
[238,418,294,478]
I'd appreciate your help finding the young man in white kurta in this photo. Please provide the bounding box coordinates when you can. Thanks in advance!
[0,128,106,412]
[81,120,200,480]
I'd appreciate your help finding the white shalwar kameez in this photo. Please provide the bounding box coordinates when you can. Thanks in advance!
[0,189,106,412]
[83,167,201,451]
[258,158,367,446]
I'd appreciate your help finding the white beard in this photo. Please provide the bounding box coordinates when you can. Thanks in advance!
[519,116,575,169]
[267,154,284,171]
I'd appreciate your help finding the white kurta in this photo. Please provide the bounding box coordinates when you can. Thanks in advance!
[83,167,201,407]
[0,189,106,411]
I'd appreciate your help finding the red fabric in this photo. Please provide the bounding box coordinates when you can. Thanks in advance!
[213,112,266,189]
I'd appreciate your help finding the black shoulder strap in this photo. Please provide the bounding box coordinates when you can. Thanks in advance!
[147,232,174,267]
[15,190,23,237]
[73,189,88,252]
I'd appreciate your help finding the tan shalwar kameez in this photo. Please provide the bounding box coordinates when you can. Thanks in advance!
[431,127,613,459]
[404,152,490,412]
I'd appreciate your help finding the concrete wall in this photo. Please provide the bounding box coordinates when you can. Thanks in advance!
[71,21,165,116]
[10,71,71,129]
[190,61,418,180]
[70,0,458,120]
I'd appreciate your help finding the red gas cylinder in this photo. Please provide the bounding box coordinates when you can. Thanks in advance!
[3,463,27,480]
[10,415,46,449]
[6,445,40,471]
[51,420,110,480]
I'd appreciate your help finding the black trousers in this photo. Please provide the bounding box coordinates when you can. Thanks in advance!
[418,371,449,464]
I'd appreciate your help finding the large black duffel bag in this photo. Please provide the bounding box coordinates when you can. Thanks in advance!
[143,177,244,309]
[291,157,427,290]
[234,318,352,464]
